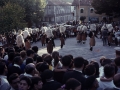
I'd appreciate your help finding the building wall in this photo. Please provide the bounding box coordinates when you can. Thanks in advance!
[43,5,74,24]
[79,6,105,22]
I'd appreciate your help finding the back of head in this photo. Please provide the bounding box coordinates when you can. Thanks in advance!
[102,59,112,66]
[52,51,59,59]
[0,62,6,75]
[26,57,34,65]
[32,46,38,53]
[113,73,120,88]
[26,50,34,57]
[42,69,53,80]
[65,78,81,90]
[31,77,42,88]
[114,57,120,66]
[13,56,22,65]
[37,62,49,73]
[104,64,115,78]
[44,55,52,65]
[62,55,72,67]
[20,50,27,59]
[25,63,35,74]
[84,64,96,76]
[73,57,84,68]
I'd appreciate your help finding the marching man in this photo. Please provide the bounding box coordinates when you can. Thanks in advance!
[16,30,25,48]
[22,27,30,39]
[59,25,66,48]
[76,25,82,43]
[81,25,87,44]
[46,27,55,54]
[41,26,47,46]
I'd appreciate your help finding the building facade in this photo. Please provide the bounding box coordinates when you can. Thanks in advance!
[72,0,105,23]
[42,0,74,24]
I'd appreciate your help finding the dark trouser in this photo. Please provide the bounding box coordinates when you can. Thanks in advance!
[102,37,108,46]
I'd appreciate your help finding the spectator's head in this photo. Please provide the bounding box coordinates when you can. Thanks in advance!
[44,55,52,65]
[114,57,120,67]
[25,63,35,76]
[85,76,99,90]
[31,77,43,90]
[65,78,81,90]
[26,58,34,65]
[19,76,32,90]
[90,61,99,78]
[42,69,53,80]
[36,56,43,63]
[101,59,112,66]
[26,49,34,58]
[104,64,115,78]
[52,51,59,59]
[8,73,20,90]
[14,46,20,53]
[42,54,48,59]
[36,62,49,73]
[13,56,23,65]
[62,55,72,67]
[32,46,38,53]
[8,52,15,61]
[73,57,84,69]
[113,73,120,88]
[84,64,96,76]
[0,62,7,75]
[20,50,27,60]
[99,56,106,66]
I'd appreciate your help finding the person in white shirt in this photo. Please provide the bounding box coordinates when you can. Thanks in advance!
[0,62,11,90]
[97,64,116,90]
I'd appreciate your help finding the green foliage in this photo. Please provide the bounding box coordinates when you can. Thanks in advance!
[92,0,120,17]
[80,16,86,22]
[0,2,26,33]
[0,0,46,27]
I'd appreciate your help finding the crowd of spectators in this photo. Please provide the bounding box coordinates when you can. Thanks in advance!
[0,45,120,90]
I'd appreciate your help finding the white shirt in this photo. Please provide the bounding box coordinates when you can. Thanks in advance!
[52,59,62,68]
[97,77,116,89]
[99,66,104,77]
[0,75,11,90]
[24,73,33,77]
[13,64,20,68]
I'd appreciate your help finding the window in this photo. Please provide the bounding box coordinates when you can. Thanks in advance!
[90,8,94,13]
[80,9,84,13]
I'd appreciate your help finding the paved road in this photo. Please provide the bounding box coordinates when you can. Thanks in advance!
[31,37,117,62]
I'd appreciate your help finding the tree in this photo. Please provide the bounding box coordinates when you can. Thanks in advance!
[0,0,46,27]
[80,16,86,22]
[0,2,26,33]
[92,0,120,17]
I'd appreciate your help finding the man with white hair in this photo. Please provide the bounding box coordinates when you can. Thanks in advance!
[16,30,25,48]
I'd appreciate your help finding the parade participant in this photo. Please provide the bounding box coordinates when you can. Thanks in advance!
[22,28,30,39]
[81,25,87,44]
[107,24,114,46]
[46,27,55,54]
[32,28,38,43]
[25,39,31,50]
[88,23,97,51]
[41,26,47,46]
[59,25,66,48]
[76,25,83,43]
[115,28,120,46]
[16,30,25,48]
[101,24,108,46]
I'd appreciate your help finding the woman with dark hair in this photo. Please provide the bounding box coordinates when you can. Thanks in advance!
[18,76,32,90]
[52,51,62,68]
[90,61,99,78]
[65,78,81,90]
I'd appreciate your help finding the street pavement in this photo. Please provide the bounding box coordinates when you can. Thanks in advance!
[31,36,117,63]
